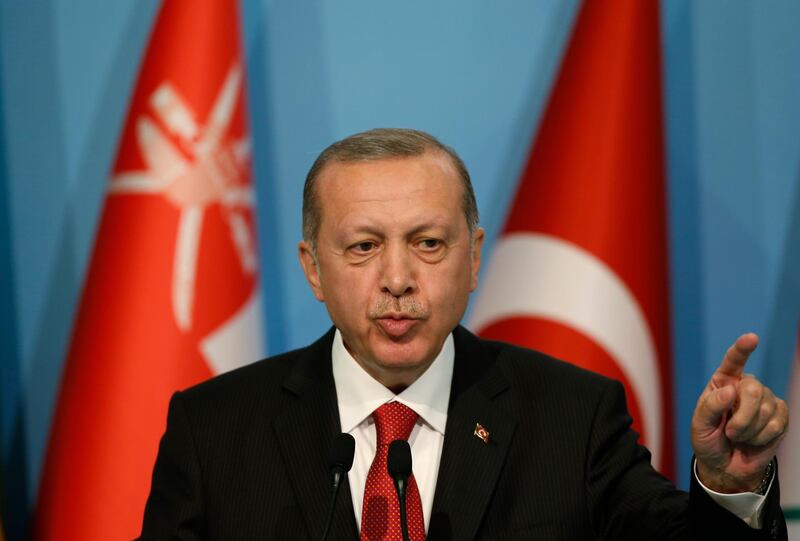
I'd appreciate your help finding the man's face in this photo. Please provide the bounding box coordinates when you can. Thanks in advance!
[298,151,484,390]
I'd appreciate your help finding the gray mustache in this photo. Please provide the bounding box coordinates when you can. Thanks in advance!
[369,295,428,318]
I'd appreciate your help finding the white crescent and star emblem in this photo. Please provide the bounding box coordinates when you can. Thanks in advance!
[469,232,663,468]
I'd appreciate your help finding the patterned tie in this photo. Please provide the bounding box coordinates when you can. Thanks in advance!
[360,402,426,541]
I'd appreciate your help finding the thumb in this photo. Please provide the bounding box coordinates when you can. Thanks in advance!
[695,385,736,428]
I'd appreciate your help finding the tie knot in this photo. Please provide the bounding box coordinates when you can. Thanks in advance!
[372,402,418,446]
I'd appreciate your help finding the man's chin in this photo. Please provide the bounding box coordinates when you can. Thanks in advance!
[370,342,435,372]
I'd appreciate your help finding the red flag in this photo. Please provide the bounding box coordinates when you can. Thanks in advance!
[35,1,263,538]
[470,0,674,476]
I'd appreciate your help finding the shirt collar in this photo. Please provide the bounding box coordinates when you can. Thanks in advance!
[332,329,453,435]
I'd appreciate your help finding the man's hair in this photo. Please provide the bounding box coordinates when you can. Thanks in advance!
[302,128,479,246]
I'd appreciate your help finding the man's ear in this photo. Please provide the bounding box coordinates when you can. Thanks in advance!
[298,241,325,302]
[469,227,485,292]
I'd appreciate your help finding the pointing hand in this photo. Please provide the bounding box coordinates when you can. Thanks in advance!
[691,334,789,493]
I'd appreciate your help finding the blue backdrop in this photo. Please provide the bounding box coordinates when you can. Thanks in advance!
[1,1,799,537]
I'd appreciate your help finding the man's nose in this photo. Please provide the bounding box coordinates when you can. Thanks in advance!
[379,243,417,297]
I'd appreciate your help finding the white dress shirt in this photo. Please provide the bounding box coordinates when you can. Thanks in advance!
[330,328,768,531]
[332,329,453,532]
[694,460,769,528]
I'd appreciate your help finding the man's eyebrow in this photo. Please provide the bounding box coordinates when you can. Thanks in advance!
[341,218,450,235]
[406,220,452,238]
[337,223,384,240]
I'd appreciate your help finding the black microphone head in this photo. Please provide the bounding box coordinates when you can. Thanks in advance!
[387,439,412,479]
[328,433,356,472]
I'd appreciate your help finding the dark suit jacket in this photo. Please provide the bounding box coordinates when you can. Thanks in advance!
[140,326,787,540]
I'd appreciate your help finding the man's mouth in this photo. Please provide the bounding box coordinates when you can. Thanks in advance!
[375,317,419,338]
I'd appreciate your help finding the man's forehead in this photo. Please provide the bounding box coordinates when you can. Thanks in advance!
[316,151,461,191]
[313,153,467,237]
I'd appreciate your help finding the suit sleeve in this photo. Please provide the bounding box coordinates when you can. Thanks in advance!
[139,391,206,540]
[585,379,786,540]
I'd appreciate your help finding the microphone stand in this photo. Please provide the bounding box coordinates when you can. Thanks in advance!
[321,467,345,541]
[322,433,355,541]
[388,440,413,541]
[395,475,410,541]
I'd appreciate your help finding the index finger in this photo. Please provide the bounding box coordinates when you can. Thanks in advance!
[714,333,759,381]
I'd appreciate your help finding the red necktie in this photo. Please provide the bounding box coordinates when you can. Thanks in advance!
[360,402,426,541]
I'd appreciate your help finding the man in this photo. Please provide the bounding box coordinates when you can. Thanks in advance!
[141,128,789,540]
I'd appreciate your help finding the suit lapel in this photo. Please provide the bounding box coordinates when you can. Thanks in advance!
[429,327,518,541]
[272,326,515,540]
[272,329,358,541]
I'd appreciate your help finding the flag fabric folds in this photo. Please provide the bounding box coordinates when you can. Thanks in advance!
[469,0,674,476]
[35,1,263,539]
[779,324,800,537]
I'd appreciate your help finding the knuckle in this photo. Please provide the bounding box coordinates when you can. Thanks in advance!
[767,418,783,435]
[743,383,763,400]
[724,427,739,441]
[726,418,743,434]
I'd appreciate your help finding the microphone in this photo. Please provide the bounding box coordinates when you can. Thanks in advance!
[388,439,413,541]
[321,433,355,541]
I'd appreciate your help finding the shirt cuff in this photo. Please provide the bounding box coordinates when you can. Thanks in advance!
[693,459,772,529]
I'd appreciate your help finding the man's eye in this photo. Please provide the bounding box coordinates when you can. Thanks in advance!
[352,242,376,253]
[418,239,442,250]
